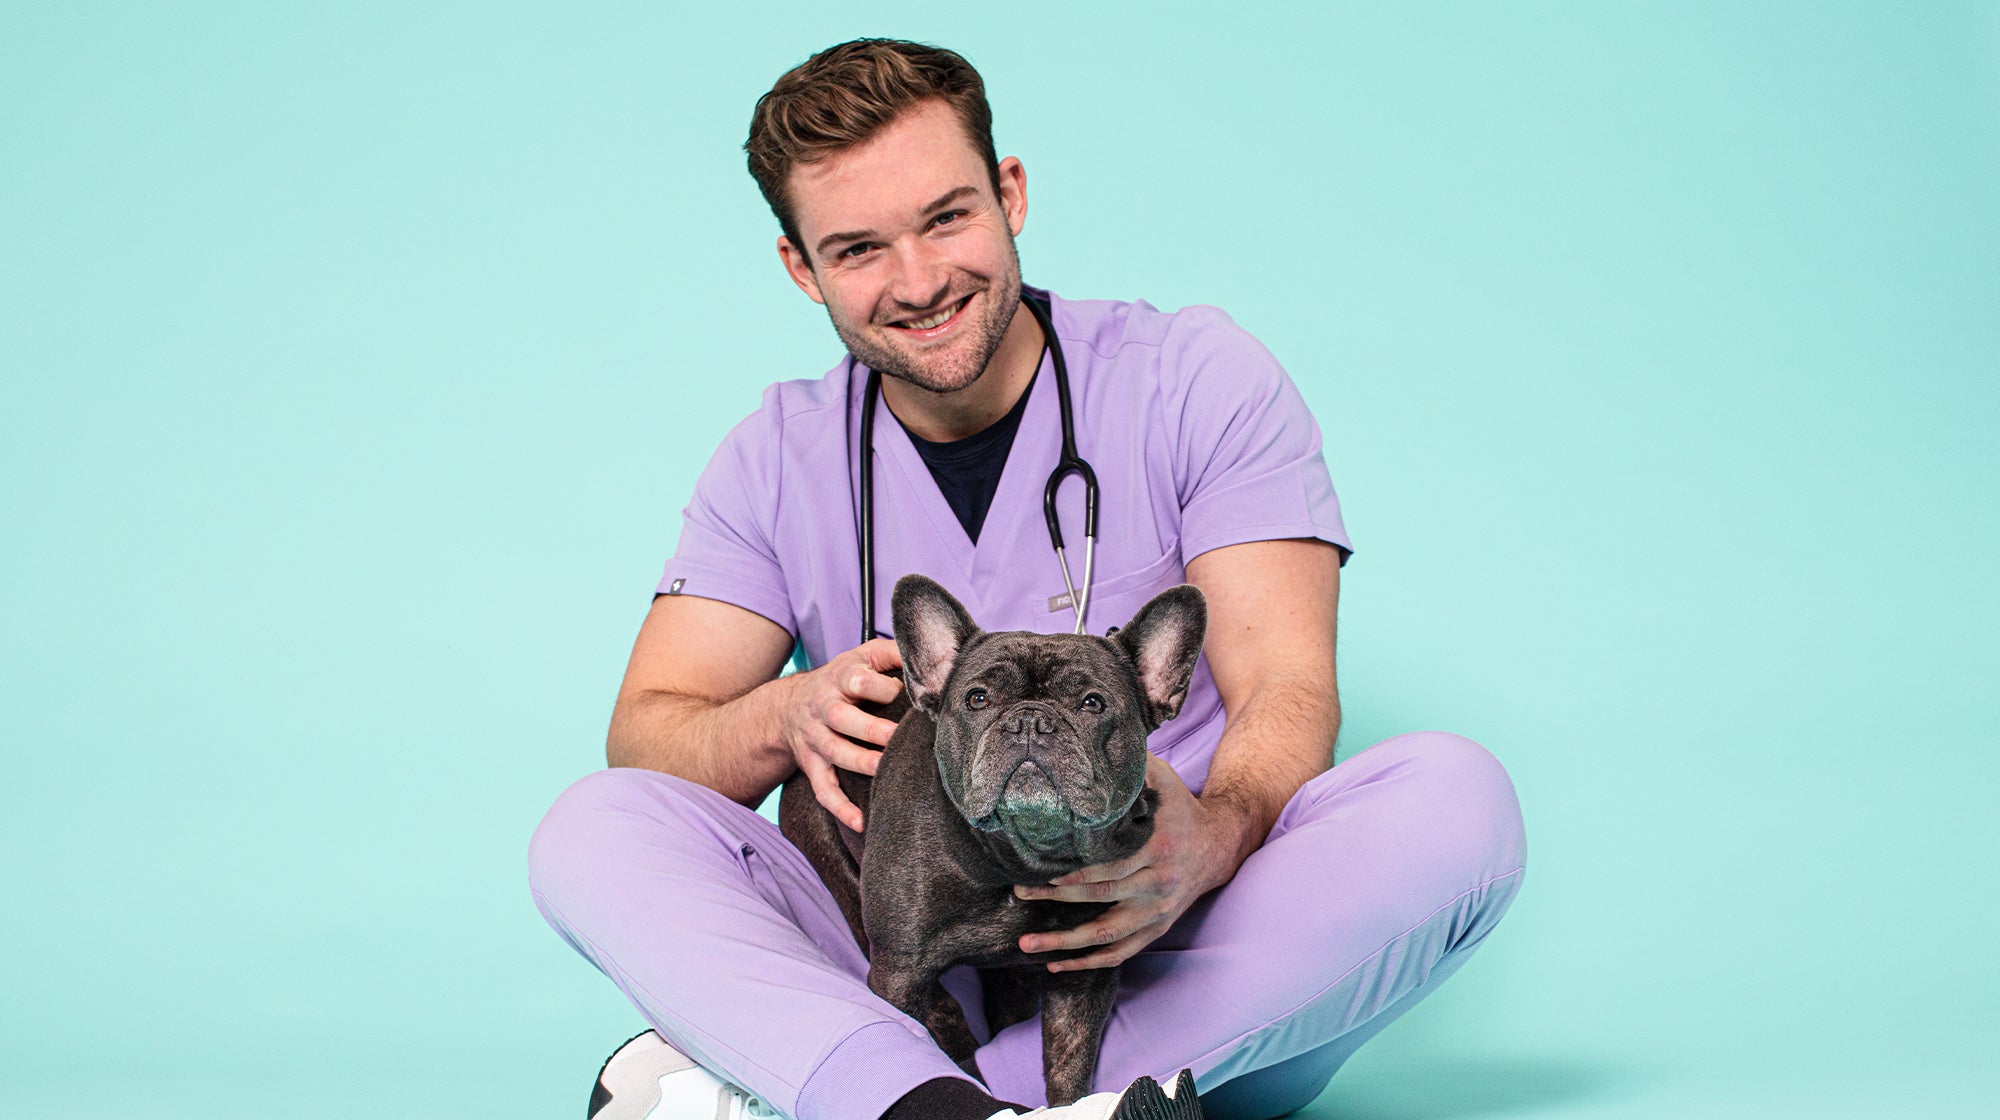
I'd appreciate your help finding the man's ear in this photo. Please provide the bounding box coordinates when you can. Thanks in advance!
[777,236,825,304]
[1115,585,1207,726]
[997,155,1028,237]
[892,575,979,714]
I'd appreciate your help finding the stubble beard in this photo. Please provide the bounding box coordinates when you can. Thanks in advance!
[830,241,1023,396]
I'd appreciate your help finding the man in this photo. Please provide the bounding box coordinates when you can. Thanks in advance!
[529,38,1526,1120]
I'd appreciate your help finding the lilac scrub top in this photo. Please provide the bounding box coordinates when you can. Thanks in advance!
[657,288,1351,791]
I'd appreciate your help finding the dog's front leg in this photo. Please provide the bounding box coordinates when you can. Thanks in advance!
[981,966,1041,1037]
[868,960,982,1070]
[1038,966,1120,1105]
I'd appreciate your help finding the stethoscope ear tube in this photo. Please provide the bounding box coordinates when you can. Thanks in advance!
[855,290,1099,647]
[1041,458,1098,550]
[1027,291,1099,634]
[858,368,882,647]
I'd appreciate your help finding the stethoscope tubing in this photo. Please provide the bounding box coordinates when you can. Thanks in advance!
[855,291,1096,645]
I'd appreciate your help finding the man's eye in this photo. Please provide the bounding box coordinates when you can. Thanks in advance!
[966,688,990,710]
[839,243,872,260]
[1081,694,1105,713]
[930,210,964,229]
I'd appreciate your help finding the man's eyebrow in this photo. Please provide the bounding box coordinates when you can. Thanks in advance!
[813,186,981,258]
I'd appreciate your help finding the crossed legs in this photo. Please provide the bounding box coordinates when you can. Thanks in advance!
[528,731,1526,1120]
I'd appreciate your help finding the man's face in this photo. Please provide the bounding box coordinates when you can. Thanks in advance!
[778,99,1028,394]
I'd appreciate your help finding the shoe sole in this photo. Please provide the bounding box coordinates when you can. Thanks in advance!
[1110,1071,1203,1120]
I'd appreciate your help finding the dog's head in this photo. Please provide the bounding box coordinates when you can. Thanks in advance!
[891,574,1207,873]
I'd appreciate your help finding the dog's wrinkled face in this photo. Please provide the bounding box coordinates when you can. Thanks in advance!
[892,575,1207,868]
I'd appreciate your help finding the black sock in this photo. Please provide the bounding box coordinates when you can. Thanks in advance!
[879,1076,1027,1120]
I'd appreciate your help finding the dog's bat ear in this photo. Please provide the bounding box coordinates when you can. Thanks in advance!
[892,574,979,714]
[1115,585,1207,726]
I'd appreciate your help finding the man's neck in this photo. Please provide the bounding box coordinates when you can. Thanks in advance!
[880,298,1045,443]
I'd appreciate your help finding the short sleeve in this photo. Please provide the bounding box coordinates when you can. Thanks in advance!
[1166,307,1352,567]
[656,392,799,635]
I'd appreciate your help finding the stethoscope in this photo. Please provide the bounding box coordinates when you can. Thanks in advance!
[855,290,1098,646]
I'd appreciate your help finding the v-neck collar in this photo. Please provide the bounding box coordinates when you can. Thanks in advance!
[856,339,1061,606]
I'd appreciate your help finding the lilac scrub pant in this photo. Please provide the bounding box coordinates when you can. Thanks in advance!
[528,731,1526,1120]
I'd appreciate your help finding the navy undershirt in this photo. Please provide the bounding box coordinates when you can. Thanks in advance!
[901,372,1037,544]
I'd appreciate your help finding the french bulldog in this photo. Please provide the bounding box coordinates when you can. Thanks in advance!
[779,574,1207,1107]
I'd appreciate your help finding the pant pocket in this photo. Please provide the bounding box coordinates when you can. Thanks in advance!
[736,841,808,931]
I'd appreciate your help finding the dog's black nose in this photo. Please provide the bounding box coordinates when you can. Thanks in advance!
[1004,706,1059,736]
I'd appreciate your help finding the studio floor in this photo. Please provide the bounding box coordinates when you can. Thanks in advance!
[2,1057,1990,1120]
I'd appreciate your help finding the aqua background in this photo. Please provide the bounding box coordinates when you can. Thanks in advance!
[4,2,1996,1117]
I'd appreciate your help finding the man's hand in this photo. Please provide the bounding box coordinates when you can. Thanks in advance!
[1011,754,1255,971]
[779,637,904,832]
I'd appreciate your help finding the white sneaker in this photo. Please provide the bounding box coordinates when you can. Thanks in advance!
[589,1029,783,1119]
[991,1070,1202,1120]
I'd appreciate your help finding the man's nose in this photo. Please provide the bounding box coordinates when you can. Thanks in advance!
[886,239,951,310]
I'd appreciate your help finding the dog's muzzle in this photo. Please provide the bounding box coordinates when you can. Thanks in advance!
[955,703,1136,837]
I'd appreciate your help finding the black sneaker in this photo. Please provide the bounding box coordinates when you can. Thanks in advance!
[999,1070,1203,1119]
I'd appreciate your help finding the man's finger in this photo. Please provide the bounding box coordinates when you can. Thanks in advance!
[803,753,865,831]
[1020,906,1144,955]
[856,637,905,672]
[813,725,883,777]
[1017,877,1126,904]
[826,700,899,748]
[1050,855,1145,887]
[1046,928,1156,972]
[840,668,904,707]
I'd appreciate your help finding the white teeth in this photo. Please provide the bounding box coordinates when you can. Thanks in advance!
[903,301,959,331]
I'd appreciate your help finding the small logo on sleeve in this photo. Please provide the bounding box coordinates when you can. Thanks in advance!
[668,578,685,595]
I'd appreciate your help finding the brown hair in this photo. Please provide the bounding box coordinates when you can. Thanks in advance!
[745,39,1001,263]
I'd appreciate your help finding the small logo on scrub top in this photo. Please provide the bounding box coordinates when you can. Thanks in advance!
[668,579,685,595]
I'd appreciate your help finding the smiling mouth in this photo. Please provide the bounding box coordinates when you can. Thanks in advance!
[889,294,972,335]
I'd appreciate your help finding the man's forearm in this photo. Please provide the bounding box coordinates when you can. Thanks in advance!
[607,677,799,809]
[1197,674,1342,869]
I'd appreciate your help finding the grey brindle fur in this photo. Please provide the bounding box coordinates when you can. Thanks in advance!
[779,575,1207,1105]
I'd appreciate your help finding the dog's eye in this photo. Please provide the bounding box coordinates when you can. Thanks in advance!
[966,688,990,710]
[1081,694,1105,713]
